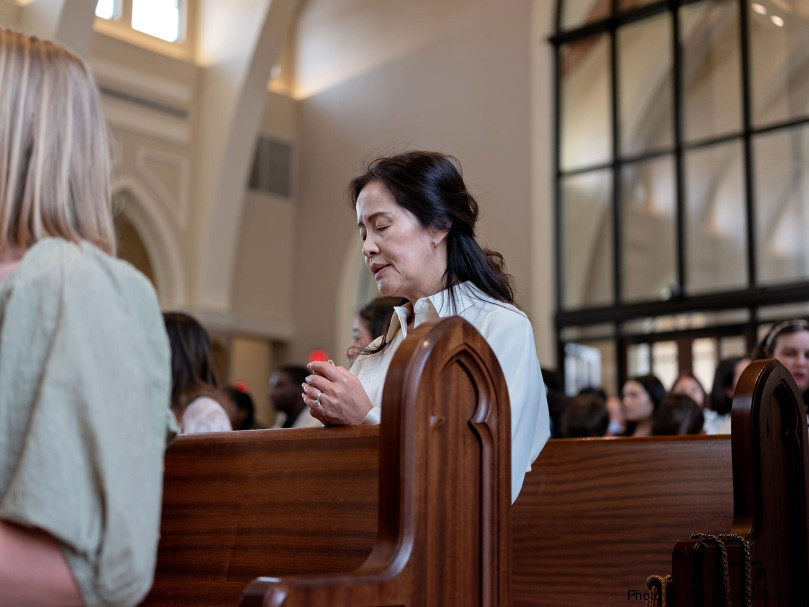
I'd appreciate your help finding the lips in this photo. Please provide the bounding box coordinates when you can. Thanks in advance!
[370,263,388,278]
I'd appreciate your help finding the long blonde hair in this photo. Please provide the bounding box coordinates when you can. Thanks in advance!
[0,28,115,257]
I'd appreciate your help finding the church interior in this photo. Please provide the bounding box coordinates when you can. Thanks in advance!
[5,0,807,425]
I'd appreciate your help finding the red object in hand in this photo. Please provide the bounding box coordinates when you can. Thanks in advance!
[309,349,329,363]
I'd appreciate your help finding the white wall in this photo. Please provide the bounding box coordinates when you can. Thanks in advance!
[288,0,557,365]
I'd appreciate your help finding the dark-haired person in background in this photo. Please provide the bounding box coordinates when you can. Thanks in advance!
[270,365,322,429]
[223,383,259,430]
[652,393,704,436]
[620,374,667,437]
[164,312,232,434]
[300,151,550,502]
[347,296,400,365]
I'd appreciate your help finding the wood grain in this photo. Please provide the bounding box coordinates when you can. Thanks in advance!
[512,435,733,606]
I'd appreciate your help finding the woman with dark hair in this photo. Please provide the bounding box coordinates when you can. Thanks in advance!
[347,296,401,365]
[302,151,550,502]
[163,312,232,434]
[223,383,258,430]
[651,393,704,436]
[706,357,749,434]
[620,374,667,437]
[670,372,707,408]
[754,319,809,405]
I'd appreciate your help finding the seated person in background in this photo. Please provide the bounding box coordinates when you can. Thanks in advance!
[164,312,232,434]
[706,357,748,434]
[543,368,569,438]
[270,365,323,428]
[652,393,704,436]
[561,393,609,438]
[670,372,707,408]
[301,151,550,502]
[347,296,400,365]
[620,374,667,437]
[0,29,173,607]
[753,318,809,407]
[223,382,259,430]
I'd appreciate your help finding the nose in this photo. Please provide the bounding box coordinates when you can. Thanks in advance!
[362,234,378,258]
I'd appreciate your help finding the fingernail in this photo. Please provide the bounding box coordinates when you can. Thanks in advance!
[304,376,312,382]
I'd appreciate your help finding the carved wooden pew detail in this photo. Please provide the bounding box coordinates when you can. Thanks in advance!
[668,359,809,606]
[241,315,512,607]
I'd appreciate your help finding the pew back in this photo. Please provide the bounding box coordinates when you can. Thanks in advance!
[512,435,733,606]
[140,426,379,606]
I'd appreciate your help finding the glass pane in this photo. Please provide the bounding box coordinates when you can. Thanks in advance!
[622,309,750,335]
[96,0,115,19]
[565,339,618,394]
[562,170,613,308]
[749,1,809,127]
[692,337,717,393]
[132,0,181,42]
[560,36,611,170]
[564,343,603,395]
[651,340,678,388]
[618,13,673,156]
[621,156,676,301]
[719,335,748,359]
[684,142,747,294]
[561,0,610,31]
[561,324,615,341]
[680,0,742,142]
[754,125,809,285]
[759,302,809,322]
[627,343,651,377]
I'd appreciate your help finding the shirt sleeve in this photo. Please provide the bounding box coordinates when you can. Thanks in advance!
[0,241,172,607]
[479,309,551,503]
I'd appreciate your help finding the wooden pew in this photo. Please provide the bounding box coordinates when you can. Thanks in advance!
[144,332,807,606]
[140,425,380,605]
[141,316,511,606]
[511,436,733,606]
[665,359,809,605]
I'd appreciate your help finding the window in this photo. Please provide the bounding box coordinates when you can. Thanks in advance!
[554,0,809,392]
[96,0,185,45]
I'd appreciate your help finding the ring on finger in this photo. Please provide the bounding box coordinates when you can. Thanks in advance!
[315,391,323,406]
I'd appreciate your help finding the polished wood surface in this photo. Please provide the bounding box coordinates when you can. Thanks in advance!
[242,316,512,606]
[670,359,809,605]
[140,425,380,606]
[512,435,734,606]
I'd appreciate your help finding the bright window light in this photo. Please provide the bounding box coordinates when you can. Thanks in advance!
[132,0,181,43]
[95,0,116,20]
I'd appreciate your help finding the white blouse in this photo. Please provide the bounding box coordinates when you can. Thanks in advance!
[180,396,232,434]
[351,282,550,503]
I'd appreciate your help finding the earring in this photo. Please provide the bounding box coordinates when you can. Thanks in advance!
[432,238,437,245]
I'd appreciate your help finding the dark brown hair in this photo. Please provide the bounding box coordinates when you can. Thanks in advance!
[163,311,226,417]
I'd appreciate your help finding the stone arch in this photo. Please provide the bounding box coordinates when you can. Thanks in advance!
[112,178,186,308]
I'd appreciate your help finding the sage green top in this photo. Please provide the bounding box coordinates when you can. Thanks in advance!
[0,239,174,607]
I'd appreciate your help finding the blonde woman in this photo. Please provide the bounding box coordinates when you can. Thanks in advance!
[0,30,173,606]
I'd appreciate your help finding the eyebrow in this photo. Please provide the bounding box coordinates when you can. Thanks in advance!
[357,211,393,229]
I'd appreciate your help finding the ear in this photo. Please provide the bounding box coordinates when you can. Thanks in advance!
[428,226,449,247]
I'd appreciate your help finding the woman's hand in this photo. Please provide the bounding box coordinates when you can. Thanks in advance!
[302,361,374,425]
